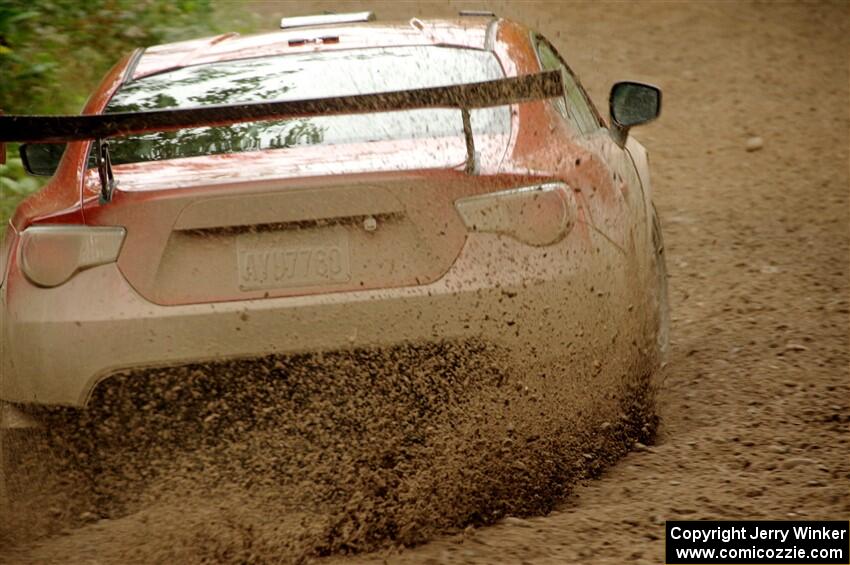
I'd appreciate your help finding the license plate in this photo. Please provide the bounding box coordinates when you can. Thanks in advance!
[237,226,351,291]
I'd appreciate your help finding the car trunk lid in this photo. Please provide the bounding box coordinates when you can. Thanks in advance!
[83,141,520,306]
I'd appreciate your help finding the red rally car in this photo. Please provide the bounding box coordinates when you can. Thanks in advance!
[0,11,666,462]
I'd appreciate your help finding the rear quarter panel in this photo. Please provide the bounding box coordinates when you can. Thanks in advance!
[492,19,659,367]
[10,51,138,232]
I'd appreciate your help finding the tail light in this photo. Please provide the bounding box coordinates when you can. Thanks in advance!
[19,225,125,288]
[454,182,575,246]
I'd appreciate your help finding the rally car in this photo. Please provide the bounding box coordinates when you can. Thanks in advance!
[0,11,666,499]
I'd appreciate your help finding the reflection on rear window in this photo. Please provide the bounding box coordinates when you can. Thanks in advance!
[102,46,509,165]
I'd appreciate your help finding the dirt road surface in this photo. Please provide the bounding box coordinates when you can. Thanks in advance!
[2,1,848,563]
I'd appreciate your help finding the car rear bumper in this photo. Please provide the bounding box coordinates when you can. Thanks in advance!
[1,232,636,408]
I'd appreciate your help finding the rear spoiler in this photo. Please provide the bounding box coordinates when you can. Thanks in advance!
[0,71,562,202]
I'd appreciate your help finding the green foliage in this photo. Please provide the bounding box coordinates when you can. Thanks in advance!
[0,0,258,114]
[0,0,259,232]
[0,153,42,226]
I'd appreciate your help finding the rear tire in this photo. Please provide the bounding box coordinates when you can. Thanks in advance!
[0,409,79,543]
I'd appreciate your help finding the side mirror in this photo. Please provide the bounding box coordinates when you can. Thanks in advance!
[19,143,66,176]
[609,81,661,146]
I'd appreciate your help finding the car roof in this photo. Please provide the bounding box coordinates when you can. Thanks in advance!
[131,18,499,80]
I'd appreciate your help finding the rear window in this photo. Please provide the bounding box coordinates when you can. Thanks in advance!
[101,46,510,165]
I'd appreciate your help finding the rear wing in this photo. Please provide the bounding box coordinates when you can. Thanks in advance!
[0,71,562,202]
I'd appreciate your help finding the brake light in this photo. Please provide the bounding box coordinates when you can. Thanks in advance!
[454,183,575,246]
[19,225,125,288]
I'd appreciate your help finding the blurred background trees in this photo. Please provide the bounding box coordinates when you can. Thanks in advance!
[0,0,258,226]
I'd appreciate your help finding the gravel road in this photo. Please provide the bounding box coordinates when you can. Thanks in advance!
[2,1,847,563]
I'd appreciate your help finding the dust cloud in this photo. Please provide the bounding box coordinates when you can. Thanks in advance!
[2,339,656,562]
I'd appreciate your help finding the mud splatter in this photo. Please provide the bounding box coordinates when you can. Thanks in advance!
[1,338,657,562]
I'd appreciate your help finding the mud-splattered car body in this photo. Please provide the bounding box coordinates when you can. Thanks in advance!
[0,15,666,426]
